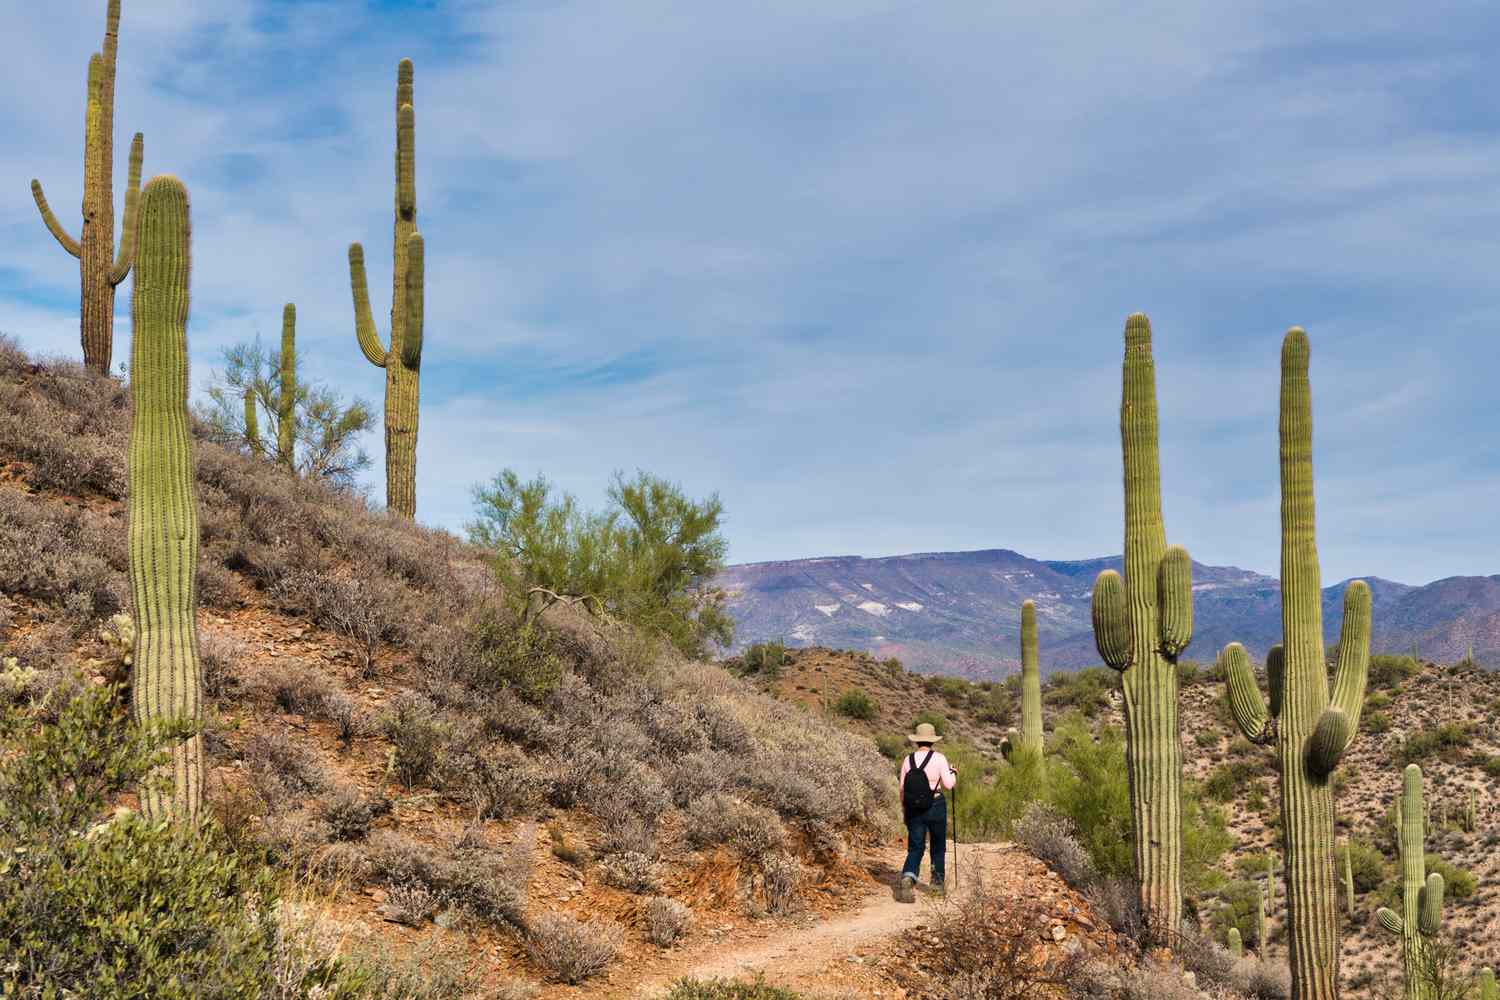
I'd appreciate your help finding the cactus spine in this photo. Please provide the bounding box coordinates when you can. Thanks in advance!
[1377,765,1445,1000]
[1019,599,1043,758]
[1089,313,1193,945]
[348,59,424,519]
[277,303,297,470]
[1228,926,1243,960]
[127,176,203,823]
[31,0,143,374]
[1222,327,1372,1000]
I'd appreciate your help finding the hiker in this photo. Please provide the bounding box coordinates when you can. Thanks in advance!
[897,721,957,902]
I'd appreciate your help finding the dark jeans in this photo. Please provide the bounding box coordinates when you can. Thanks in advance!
[902,795,947,883]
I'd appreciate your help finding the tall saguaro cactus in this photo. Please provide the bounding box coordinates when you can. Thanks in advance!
[1018,599,1044,758]
[128,175,203,823]
[277,303,297,470]
[348,58,425,519]
[31,0,144,374]
[1222,327,1372,1000]
[1377,765,1445,1000]
[1089,313,1194,945]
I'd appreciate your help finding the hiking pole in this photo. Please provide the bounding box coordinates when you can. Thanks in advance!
[951,780,958,890]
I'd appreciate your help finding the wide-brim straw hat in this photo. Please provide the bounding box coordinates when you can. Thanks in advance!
[906,722,943,744]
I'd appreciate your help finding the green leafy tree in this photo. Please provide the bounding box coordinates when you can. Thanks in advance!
[470,468,733,659]
[199,336,375,489]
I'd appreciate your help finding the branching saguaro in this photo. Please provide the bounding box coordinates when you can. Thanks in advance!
[1377,765,1445,1000]
[31,0,144,374]
[348,58,425,519]
[1089,312,1194,946]
[128,175,204,823]
[1222,327,1371,1000]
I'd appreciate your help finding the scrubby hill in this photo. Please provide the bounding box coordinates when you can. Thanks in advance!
[0,339,911,997]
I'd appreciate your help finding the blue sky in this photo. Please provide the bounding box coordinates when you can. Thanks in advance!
[5,1,1500,585]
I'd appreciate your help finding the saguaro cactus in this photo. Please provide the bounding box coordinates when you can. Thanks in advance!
[1342,838,1356,918]
[1089,313,1194,944]
[243,385,262,458]
[1258,882,1269,954]
[1019,599,1043,757]
[1378,765,1445,1000]
[277,303,297,469]
[348,59,425,519]
[1479,968,1496,1000]
[128,175,203,823]
[31,0,144,374]
[1228,926,1244,960]
[1222,327,1372,1000]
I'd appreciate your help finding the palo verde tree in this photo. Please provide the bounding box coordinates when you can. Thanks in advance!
[30,0,144,373]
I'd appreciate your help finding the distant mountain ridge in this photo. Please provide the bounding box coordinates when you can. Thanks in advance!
[715,548,1500,679]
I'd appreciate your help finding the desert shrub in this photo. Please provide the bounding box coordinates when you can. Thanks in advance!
[438,742,542,820]
[368,831,528,930]
[381,691,450,788]
[759,853,804,915]
[1212,879,1263,949]
[1397,723,1475,765]
[275,569,406,677]
[685,793,786,860]
[876,732,908,760]
[243,729,329,809]
[259,663,333,717]
[1084,876,1144,941]
[662,979,805,1000]
[322,785,378,841]
[835,687,878,720]
[645,895,691,946]
[1422,854,1477,900]
[926,883,1086,999]
[1365,711,1393,734]
[470,468,733,659]
[883,657,904,676]
[322,690,368,747]
[911,709,949,737]
[0,673,290,1000]
[1368,654,1422,689]
[524,912,622,984]
[1365,690,1393,710]
[1176,660,1202,686]
[0,492,126,620]
[1230,956,1292,999]
[739,641,787,679]
[1044,667,1114,718]
[1013,802,1098,888]
[1341,838,1388,893]
[599,850,662,894]
[1204,760,1259,803]
[198,631,243,700]
[1175,925,1235,989]
[1484,755,1500,780]
[463,611,565,703]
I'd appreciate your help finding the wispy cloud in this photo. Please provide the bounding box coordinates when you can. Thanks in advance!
[4,0,1500,586]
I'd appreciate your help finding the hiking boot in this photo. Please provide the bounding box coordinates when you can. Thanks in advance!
[924,877,947,898]
[897,874,917,903]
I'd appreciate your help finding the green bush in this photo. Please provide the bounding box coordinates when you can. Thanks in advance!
[1204,760,1259,803]
[1365,711,1393,735]
[1423,854,1477,900]
[740,641,787,680]
[1368,654,1422,690]
[1342,838,1388,893]
[875,732,908,761]
[1483,755,1500,780]
[834,688,878,721]
[910,710,949,737]
[1043,667,1114,718]
[1365,691,1393,710]
[469,468,733,659]
[1396,723,1475,765]
[882,657,903,677]
[469,612,564,703]
[1176,660,1202,686]
[1213,879,1264,948]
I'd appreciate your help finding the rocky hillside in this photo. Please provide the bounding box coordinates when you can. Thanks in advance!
[717,549,1500,678]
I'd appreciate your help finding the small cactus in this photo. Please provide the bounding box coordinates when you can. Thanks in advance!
[1342,837,1356,918]
[1377,765,1445,1000]
[127,175,204,823]
[1228,926,1243,960]
[1478,968,1496,1000]
[30,0,144,373]
[243,385,263,457]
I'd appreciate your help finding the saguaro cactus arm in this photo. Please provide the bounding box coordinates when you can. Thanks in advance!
[1221,643,1272,745]
[30,180,81,257]
[400,233,424,371]
[1157,545,1193,655]
[243,386,262,458]
[108,132,144,285]
[1091,569,1132,671]
[1478,967,1496,1000]
[349,243,388,368]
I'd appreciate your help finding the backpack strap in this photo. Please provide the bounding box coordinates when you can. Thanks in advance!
[920,750,935,771]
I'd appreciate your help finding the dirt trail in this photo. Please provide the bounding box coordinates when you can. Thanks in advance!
[607,843,1019,1000]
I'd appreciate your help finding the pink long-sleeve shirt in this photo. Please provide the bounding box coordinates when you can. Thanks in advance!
[899,749,957,793]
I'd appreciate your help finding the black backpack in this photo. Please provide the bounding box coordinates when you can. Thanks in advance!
[902,750,937,815]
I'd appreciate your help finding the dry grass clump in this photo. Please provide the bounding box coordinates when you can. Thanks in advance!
[524,911,622,985]
[645,895,691,946]
[923,880,1085,1000]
